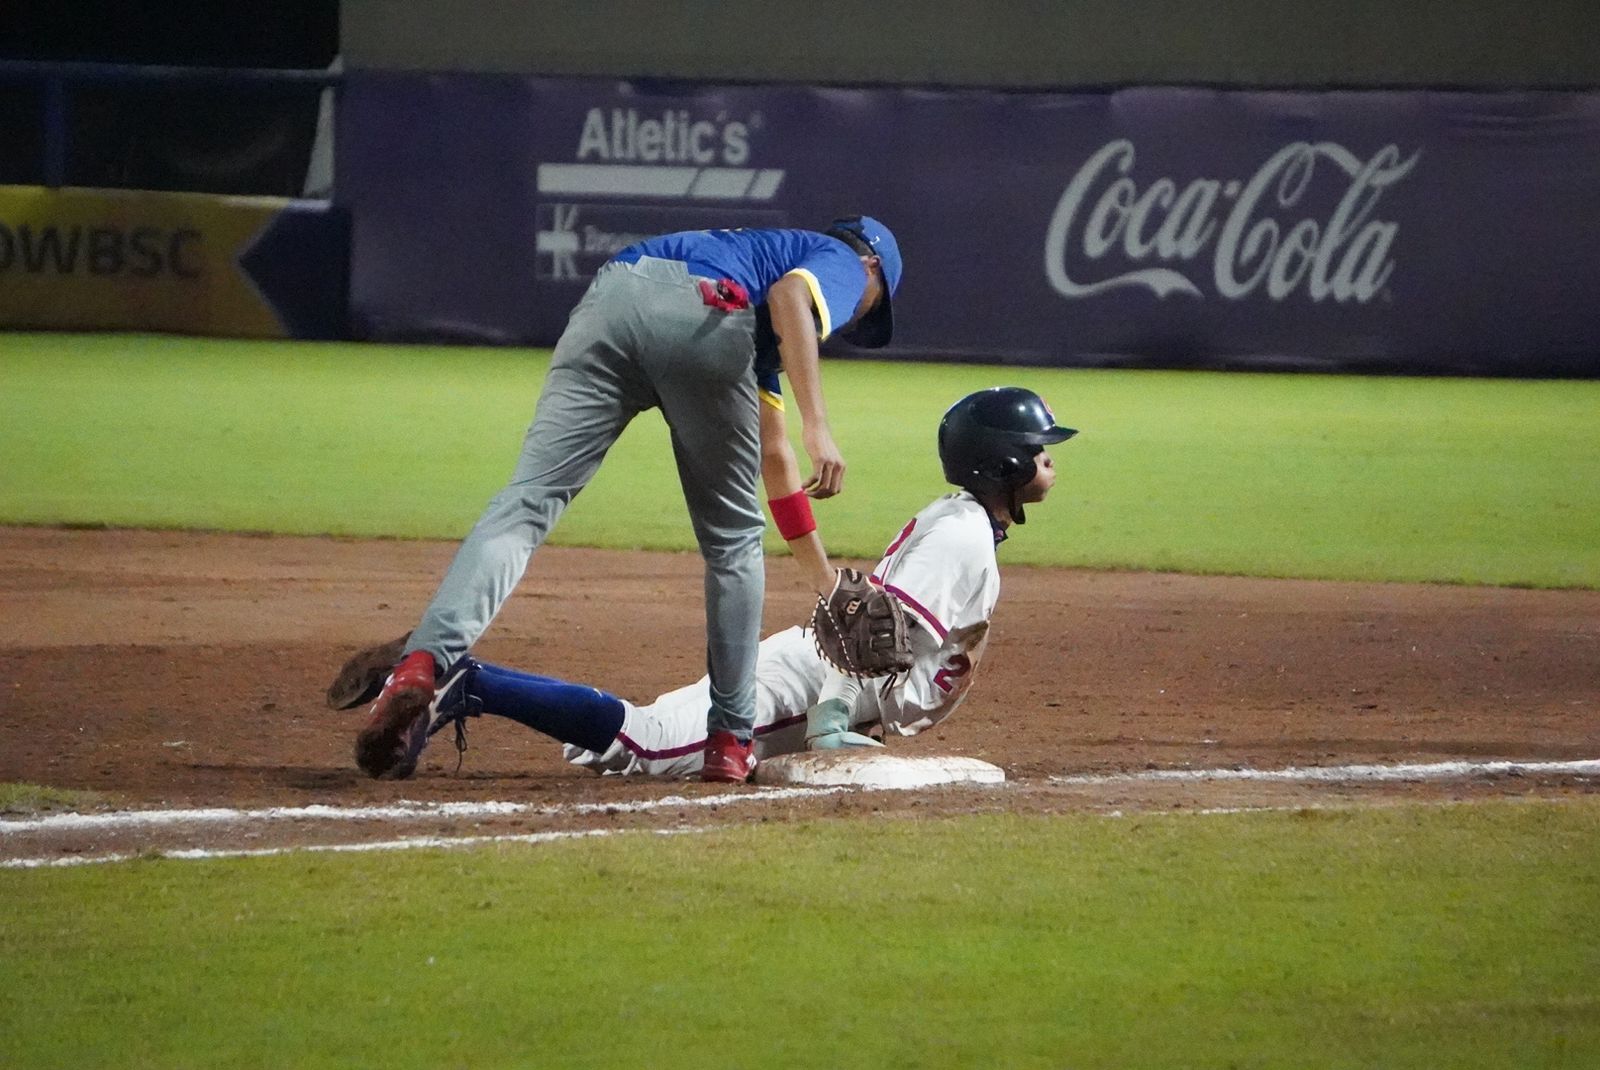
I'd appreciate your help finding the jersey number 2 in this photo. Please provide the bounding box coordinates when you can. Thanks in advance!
[933,653,972,694]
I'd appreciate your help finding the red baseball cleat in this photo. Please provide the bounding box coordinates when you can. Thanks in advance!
[700,730,757,783]
[354,650,438,779]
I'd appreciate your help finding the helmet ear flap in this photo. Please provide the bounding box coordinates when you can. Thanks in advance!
[991,450,1037,490]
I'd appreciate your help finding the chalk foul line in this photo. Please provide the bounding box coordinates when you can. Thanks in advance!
[0,785,848,837]
[1049,757,1600,787]
[4,757,1595,870]
[2,826,705,870]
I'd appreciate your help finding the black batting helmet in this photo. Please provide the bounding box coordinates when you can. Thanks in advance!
[938,387,1077,523]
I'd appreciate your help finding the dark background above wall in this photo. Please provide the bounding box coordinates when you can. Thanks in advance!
[342,0,1600,89]
[0,1,338,193]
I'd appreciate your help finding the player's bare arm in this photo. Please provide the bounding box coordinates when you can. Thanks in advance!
[766,273,844,498]
[759,401,835,595]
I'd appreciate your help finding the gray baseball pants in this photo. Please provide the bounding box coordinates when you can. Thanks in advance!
[404,257,766,739]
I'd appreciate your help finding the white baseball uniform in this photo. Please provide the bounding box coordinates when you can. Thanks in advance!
[566,491,1002,776]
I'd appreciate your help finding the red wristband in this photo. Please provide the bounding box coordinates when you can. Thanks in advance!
[768,490,816,541]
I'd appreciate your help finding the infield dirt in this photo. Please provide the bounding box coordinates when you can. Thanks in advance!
[1,527,1595,861]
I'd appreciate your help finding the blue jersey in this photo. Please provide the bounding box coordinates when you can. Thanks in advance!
[613,229,867,345]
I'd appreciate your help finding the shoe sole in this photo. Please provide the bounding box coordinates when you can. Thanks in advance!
[326,632,412,710]
[354,687,432,779]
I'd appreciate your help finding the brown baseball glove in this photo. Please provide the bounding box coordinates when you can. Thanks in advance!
[810,568,914,678]
[326,632,411,710]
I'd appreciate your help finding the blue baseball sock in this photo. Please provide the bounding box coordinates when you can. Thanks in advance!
[468,660,626,754]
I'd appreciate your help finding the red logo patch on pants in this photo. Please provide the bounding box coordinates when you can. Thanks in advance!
[699,278,750,312]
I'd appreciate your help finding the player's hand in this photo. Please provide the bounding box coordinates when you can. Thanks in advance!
[808,727,883,750]
[804,697,884,751]
[802,425,845,498]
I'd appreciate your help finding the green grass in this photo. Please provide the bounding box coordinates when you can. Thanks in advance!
[2,800,1596,1069]
[4,335,1592,1068]
[0,782,109,815]
[2,332,1597,586]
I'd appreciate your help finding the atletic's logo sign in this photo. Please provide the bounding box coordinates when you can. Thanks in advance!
[1044,140,1420,303]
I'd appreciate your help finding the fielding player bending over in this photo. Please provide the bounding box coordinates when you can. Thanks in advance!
[342,388,1075,780]
[354,217,903,784]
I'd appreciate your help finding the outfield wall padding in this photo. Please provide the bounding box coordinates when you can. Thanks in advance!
[0,185,348,339]
[339,74,1600,376]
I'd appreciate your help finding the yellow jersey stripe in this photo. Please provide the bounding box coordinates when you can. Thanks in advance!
[759,388,785,411]
[785,267,832,340]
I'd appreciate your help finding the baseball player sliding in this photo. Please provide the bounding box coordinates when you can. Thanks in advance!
[335,388,1076,779]
[355,217,905,785]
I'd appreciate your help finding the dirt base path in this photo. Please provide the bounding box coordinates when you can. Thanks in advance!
[1,527,1595,859]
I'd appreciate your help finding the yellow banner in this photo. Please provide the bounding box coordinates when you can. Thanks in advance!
[0,185,288,337]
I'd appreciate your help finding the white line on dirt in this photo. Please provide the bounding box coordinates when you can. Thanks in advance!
[1050,757,1600,786]
[0,785,848,837]
[5,757,1594,870]
[0,826,703,870]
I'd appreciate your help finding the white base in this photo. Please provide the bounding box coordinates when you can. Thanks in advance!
[754,751,1005,789]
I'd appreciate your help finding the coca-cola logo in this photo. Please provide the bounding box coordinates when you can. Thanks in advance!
[1044,140,1420,303]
